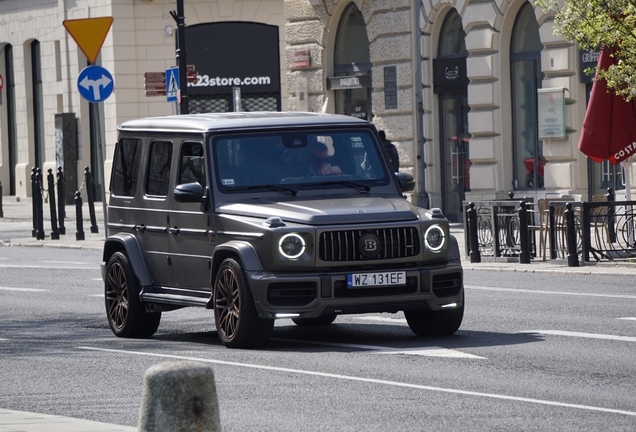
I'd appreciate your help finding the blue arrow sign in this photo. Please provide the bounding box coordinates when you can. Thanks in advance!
[166,67,179,102]
[77,65,114,103]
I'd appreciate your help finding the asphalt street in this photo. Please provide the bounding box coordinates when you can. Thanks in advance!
[1,247,635,431]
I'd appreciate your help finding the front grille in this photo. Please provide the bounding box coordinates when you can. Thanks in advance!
[432,273,462,298]
[334,277,418,298]
[319,227,420,262]
[267,282,317,306]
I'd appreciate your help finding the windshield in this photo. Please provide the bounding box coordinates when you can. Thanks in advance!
[212,129,389,193]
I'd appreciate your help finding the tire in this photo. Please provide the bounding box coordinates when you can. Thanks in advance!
[213,258,274,348]
[292,314,337,327]
[105,252,161,338]
[404,296,464,337]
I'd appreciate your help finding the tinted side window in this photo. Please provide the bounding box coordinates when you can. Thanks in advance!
[178,142,206,187]
[111,138,142,196]
[146,141,173,196]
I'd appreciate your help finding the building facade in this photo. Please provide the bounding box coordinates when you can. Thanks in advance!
[0,0,622,222]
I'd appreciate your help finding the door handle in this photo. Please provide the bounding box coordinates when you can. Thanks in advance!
[134,224,146,232]
[169,226,180,235]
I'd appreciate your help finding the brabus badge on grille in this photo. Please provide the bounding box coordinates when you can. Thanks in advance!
[358,233,381,258]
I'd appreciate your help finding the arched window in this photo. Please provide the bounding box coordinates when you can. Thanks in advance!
[438,9,467,58]
[510,2,544,189]
[333,3,372,120]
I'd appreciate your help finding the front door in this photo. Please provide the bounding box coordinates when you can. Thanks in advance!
[335,87,371,120]
[440,94,470,223]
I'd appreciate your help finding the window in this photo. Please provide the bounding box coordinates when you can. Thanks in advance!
[110,139,142,196]
[146,141,173,196]
[179,142,206,187]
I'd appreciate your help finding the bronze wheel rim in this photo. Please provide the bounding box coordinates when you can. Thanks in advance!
[214,267,240,340]
[105,261,128,330]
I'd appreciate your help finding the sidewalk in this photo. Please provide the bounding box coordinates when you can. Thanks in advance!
[0,409,136,432]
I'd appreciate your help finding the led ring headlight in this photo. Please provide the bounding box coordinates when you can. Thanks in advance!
[424,225,445,252]
[279,233,306,259]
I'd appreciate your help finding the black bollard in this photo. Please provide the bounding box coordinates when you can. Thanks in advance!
[47,169,60,240]
[467,202,481,263]
[31,168,37,237]
[0,181,4,218]
[518,201,531,264]
[85,167,99,234]
[607,187,616,243]
[57,167,66,235]
[565,203,579,267]
[75,191,85,241]
[35,168,45,240]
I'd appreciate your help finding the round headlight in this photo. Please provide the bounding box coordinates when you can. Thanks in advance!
[279,233,306,259]
[424,225,445,252]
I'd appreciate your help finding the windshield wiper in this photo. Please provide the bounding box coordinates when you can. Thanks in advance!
[300,180,370,193]
[226,184,297,196]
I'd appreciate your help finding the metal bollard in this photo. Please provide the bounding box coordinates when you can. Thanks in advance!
[565,203,579,267]
[57,167,66,235]
[607,187,616,243]
[35,168,45,240]
[518,201,531,264]
[85,167,99,234]
[0,181,4,218]
[75,191,85,241]
[467,202,481,263]
[31,168,37,237]
[47,169,60,240]
[138,361,221,432]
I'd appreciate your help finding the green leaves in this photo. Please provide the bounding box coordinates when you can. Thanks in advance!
[534,0,636,100]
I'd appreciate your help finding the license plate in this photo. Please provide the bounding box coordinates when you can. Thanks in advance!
[347,271,406,288]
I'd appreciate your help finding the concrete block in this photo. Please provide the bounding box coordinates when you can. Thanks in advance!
[138,361,221,432]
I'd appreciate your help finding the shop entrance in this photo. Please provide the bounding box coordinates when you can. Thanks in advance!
[334,86,371,120]
[440,95,470,222]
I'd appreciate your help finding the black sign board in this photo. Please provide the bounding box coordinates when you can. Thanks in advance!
[384,66,398,110]
[579,49,600,83]
[185,22,280,96]
[327,75,372,90]
[433,57,468,94]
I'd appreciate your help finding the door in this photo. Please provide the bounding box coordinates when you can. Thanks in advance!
[440,94,470,223]
[168,140,213,290]
[335,87,371,120]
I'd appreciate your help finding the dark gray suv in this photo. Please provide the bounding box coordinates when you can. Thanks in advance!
[101,112,464,348]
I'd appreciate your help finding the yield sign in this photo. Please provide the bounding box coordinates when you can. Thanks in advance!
[63,17,114,64]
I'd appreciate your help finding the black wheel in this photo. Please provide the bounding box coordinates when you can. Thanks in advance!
[404,296,464,337]
[213,258,274,348]
[292,314,337,327]
[105,252,161,338]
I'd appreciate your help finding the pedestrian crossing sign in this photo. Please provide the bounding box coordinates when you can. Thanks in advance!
[166,67,179,102]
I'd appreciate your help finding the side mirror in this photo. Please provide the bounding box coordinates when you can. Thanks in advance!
[174,182,205,203]
[395,172,415,192]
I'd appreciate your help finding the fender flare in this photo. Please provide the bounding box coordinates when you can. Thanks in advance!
[103,233,152,288]
[211,241,262,273]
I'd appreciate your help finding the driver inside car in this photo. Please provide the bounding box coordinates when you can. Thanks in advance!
[305,142,343,176]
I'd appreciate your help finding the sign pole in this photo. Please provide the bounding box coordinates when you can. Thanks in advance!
[92,102,108,237]
[171,0,188,114]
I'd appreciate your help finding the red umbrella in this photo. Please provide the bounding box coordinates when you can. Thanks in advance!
[579,49,636,165]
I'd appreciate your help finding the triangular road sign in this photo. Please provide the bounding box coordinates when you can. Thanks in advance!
[63,17,114,64]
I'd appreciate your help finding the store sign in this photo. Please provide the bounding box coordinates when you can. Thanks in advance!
[293,50,311,68]
[326,75,372,90]
[432,57,468,94]
[185,22,280,95]
[537,88,566,139]
[579,49,600,83]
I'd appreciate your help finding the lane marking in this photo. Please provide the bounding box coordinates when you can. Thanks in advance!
[77,346,636,417]
[272,337,484,359]
[0,286,49,292]
[521,330,636,343]
[0,338,9,341]
[353,316,407,324]
[89,294,104,298]
[91,278,103,281]
[617,317,636,321]
[0,264,98,270]
[466,285,636,300]
[42,260,93,265]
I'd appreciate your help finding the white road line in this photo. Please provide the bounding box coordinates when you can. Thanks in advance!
[272,337,484,359]
[617,317,636,321]
[77,346,636,417]
[466,285,636,300]
[0,264,98,270]
[353,316,407,324]
[521,330,636,342]
[91,278,103,281]
[88,294,104,298]
[42,260,93,265]
[0,286,49,292]
[0,338,9,341]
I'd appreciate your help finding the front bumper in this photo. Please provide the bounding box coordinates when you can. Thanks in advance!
[247,261,463,319]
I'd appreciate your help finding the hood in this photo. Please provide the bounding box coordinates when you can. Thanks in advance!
[217,196,419,225]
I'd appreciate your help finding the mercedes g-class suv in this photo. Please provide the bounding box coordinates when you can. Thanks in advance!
[102,112,464,348]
